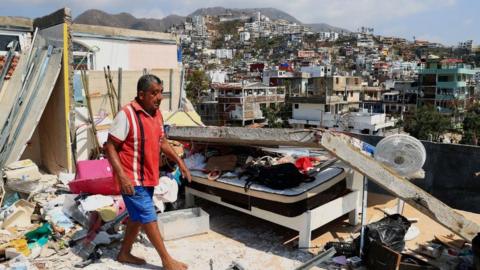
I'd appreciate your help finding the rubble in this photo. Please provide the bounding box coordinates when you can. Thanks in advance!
[0,7,478,269]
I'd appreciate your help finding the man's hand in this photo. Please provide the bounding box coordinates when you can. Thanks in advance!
[179,166,192,183]
[119,175,135,195]
[161,139,192,183]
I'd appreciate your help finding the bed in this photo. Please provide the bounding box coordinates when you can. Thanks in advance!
[185,163,363,248]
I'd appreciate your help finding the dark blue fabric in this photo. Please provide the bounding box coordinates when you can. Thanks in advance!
[122,186,156,224]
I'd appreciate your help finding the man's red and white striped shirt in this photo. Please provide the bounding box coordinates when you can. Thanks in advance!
[108,100,165,187]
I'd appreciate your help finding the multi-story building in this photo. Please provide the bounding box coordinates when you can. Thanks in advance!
[197,83,285,126]
[418,58,476,123]
[319,31,339,42]
[300,65,334,78]
[310,76,363,111]
[287,76,374,133]
[361,86,385,113]
[263,69,310,96]
[239,31,250,42]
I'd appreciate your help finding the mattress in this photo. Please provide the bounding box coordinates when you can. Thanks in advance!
[188,167,351,217]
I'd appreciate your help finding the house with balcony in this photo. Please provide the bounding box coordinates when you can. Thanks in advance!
[287,75,394,134]
[418,58,476,123]
[361,86,385,113]
[310,76,363,111]
[263,69,310,96]
[197,82,285,126]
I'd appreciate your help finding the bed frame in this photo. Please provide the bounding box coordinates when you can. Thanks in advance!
[185,165,363,248]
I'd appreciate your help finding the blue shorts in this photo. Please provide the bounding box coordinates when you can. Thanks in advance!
[122,186,157,224]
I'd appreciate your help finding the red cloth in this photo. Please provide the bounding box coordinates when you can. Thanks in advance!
[295,157,316,173]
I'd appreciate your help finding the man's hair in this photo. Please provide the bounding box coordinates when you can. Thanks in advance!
[137,74,162,94]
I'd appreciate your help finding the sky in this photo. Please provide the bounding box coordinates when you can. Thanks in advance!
[1,0,478,46]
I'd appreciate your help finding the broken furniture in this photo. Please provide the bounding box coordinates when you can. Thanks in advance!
[185,153,362,248]
[169,127,480,243]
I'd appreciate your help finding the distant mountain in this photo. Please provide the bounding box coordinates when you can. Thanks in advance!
[189,7,302,24]
[74,9,186,32]
[306,23,350,34]
[74,8,350,34]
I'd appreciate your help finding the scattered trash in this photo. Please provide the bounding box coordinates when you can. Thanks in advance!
[25,223,52,249]
[79,195,114,212]
[58,172,75,186]
[46,207,74,231]
[332,255,348,265]
[362,214,411,254]
[404,225,420,241]
[0,200,35,229]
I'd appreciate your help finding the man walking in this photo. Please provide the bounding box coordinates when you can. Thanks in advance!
[105,74,191,270]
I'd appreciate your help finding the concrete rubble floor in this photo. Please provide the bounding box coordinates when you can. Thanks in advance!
[32,192,480,270]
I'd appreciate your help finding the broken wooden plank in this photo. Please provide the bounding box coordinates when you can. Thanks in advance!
[320,131,480,241]
[169,127,480,241]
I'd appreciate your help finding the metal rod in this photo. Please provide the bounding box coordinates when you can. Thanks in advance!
[117,67,122,111]
[294,247,336,270]
[103,67,116,117]
[359,175,368,258]
[22,27,38,79]
[107,65,118,115]
[169,68,173,111]
[82,69,101,159]
[0,40,19,94]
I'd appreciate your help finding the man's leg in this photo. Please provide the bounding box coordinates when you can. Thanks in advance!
[142,221,188,270]
[117,219,146,264]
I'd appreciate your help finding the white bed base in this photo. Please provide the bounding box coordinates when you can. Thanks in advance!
[185,167,363,248]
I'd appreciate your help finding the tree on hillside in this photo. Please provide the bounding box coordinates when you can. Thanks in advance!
[404,105,451,141]
[261,103,291,128]
[461,104,480,145]
[186,69,210,105]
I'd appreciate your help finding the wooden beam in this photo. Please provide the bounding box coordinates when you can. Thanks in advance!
[168,127,319,148]
[169,127,480,241]
[320,131,480,241]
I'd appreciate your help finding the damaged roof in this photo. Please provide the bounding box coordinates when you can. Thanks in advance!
[0,16,33,31]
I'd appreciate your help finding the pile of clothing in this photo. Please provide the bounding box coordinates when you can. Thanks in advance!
[183,145,337,191]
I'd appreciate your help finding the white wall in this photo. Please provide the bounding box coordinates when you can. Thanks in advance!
[74,37,178,71]
[292,103,325,121]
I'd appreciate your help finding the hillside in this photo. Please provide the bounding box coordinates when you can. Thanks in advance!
[74,8,350,33]
[74,9,185,32]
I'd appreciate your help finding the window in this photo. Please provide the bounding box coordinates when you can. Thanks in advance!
[0,35,20,51]
[294,104,299,109]
[350,92,353,97]
[438,76,449,82]
[335,77,339,84]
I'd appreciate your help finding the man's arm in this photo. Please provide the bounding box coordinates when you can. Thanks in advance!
[161,140,192,183]
[105,138,135,195]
